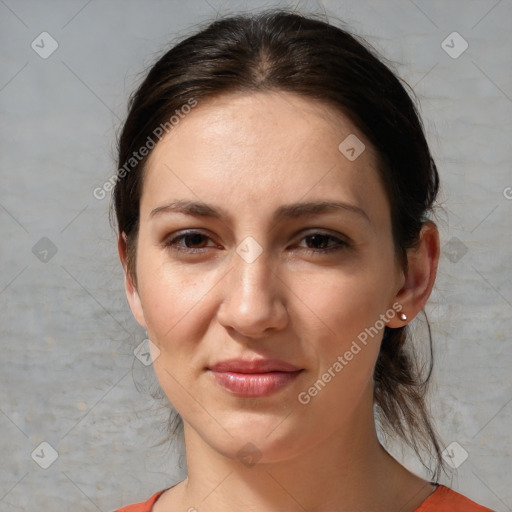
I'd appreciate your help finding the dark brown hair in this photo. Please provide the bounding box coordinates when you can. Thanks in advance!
[111,9,444,479]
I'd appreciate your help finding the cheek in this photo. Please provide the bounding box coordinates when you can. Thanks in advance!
[293,264,394,391]
[293,287,383,428]
[136,248,214,350]
[136,260,214,410]
[296,265,392,340]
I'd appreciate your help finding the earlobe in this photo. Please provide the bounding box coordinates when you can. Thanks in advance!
[388,221,440,328]
[124,274,147,329]
[118,232,147,329]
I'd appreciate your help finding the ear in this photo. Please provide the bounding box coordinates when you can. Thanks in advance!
[118,232,147,329]
[387,221,440,328]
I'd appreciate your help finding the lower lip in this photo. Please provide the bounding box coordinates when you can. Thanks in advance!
[209,370,303,397]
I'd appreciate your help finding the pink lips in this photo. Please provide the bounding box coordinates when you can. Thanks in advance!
[208,358,303,397]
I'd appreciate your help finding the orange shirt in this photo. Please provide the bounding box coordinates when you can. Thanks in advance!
[113,484,495,511]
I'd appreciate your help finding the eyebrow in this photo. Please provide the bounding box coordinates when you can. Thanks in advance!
[150,199,370,224]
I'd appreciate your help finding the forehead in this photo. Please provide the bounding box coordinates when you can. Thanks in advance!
[141,91,388,224]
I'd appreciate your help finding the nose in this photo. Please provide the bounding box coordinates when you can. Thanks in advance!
[216,248,289,338]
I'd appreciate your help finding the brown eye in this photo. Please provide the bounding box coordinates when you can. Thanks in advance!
[298,232,350,254]
[180,233,208,249]
[164,231,215,252]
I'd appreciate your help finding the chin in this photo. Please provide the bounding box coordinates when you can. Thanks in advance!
[199,415,316,465]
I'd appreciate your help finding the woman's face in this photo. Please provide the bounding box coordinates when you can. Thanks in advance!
[124,91,406,463]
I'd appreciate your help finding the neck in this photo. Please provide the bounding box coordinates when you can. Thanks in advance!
[172,384,433,512]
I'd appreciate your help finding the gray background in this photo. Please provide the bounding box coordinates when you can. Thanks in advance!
[1,0,511,510]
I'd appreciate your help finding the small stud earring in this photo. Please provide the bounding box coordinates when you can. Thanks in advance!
[399,313,407,321]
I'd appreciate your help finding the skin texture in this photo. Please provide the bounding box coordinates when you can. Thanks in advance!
[118,91,440,511]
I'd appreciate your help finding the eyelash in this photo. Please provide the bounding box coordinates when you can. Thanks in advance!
[163,230,350,255]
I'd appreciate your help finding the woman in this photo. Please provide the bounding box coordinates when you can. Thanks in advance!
[112,9,494,512]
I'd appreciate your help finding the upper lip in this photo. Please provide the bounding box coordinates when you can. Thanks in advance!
[208,358,302,373]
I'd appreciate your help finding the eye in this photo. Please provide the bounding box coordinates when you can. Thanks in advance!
[296,231,351,254]
[163,230,217,253]
[163,230,351,255]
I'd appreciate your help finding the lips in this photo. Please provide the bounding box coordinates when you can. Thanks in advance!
[208,358,301,373]
[207,358,303,397]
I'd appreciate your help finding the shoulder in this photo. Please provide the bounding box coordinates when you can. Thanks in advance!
[415,484,495,512]
[112,484,495,512]
[112,488,168,512]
